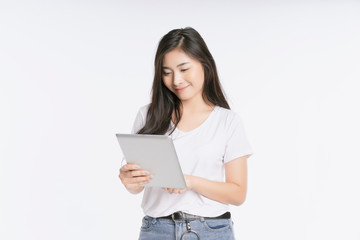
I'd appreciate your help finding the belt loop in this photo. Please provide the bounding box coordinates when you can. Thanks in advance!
[200,217,205,222]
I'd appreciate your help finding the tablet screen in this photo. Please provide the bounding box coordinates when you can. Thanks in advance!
[116,134,187,189]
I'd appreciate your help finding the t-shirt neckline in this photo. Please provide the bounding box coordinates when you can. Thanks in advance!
[170,105,218,135]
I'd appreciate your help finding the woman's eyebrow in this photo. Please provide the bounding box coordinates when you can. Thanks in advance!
[176,62,190,67]
[162,62,190,69]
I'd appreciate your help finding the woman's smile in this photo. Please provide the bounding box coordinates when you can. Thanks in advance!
[175,85,189,93]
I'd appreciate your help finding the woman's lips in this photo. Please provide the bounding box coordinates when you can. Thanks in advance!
[175,86,188,93]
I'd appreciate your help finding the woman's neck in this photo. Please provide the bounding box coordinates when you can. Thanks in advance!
[180,97,214,115]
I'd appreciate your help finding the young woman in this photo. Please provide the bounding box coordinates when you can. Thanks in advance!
[119,27,253,240]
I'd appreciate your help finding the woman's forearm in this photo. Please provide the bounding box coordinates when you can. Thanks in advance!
[189,175,247,206]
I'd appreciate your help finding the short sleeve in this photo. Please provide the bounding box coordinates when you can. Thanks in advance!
[223,114,253,163]
[131,104,148,134]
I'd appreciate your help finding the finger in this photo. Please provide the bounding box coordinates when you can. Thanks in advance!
[139,179,152,186]
[127,175,153,184]
[122,174,153,184]
[128,170,151,178]
[120,163,141,172]
[120,169,150,181]
[166,188,176,194]
[165,188,186,194]
[122,170,150,180]
[124,176,152,189]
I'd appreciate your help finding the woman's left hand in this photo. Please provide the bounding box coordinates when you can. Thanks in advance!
[163,175,193,194]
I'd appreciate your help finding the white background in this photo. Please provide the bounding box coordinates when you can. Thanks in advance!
[1,0,360,239]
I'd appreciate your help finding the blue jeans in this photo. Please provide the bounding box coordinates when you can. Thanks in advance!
[138,215,235,240]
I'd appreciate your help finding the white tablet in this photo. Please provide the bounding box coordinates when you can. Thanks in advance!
[116,133,187,189]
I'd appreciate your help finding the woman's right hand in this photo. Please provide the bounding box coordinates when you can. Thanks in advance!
[119,163,153,194]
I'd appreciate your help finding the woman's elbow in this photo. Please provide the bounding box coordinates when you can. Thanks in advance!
[231,187,247,206]
[231,194,246,206]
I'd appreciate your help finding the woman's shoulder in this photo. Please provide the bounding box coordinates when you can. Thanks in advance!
[212,106,249,139]
[212,106,248,132]
[215,106,242,121]
[131,103,151,133]
[137,103,151,115]
[133,103,151,124]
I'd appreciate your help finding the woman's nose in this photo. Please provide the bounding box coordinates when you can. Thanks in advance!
[173,72,183,85]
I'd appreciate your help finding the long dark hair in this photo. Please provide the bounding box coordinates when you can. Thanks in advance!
[137,27,230,135]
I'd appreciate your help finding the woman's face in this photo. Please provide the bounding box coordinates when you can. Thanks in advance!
[162,48,205,103]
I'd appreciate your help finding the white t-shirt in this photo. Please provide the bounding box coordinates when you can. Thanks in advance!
[131,104,253,218]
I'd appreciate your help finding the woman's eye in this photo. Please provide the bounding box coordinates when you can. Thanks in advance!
[181,68,189,72]
[163,72,171,76]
